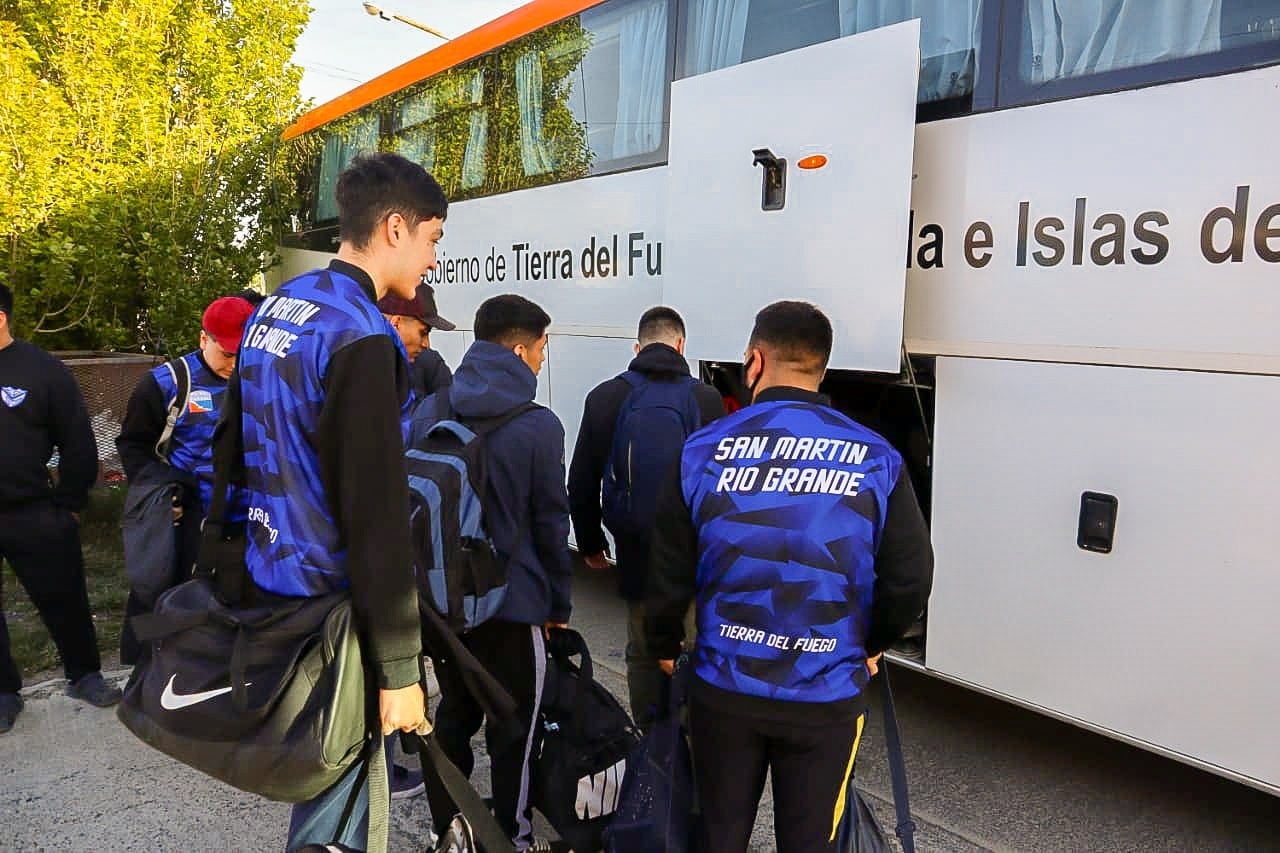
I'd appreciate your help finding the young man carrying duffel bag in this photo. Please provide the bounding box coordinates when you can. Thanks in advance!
[120,153,449,853]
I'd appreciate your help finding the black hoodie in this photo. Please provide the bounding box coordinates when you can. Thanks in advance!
[568,343,725,600]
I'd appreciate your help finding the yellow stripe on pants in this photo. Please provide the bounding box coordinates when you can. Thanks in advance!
[829,714,867,842]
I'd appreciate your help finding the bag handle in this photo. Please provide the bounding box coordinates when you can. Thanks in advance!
[155,357,192,461]
[876,662,916,853]
[545,628,605,743]
[545,626,593,684]
[416,732,516,852]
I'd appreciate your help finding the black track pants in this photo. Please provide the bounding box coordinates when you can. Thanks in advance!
[424,620,547,850]
[689,694,865,853]
[0,502,101,693]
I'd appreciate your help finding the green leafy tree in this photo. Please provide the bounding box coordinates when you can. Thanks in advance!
[0,0,310,353]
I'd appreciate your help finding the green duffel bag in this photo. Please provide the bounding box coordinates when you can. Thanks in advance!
[117,577,368,803]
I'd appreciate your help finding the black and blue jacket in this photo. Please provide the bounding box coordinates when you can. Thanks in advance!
[410,340,573,626]
[646,386,933,717]
[118,351,236,517]
[235,259,421,689]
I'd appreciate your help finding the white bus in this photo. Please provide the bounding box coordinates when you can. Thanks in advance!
[277,0,1280,796]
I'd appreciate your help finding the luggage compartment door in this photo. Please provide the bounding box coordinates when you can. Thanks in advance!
[927,357,1280,791]
[664,20,920,372]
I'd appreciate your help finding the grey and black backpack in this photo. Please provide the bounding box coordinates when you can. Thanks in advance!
[406,396,539,633]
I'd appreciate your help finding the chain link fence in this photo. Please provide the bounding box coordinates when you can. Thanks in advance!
[56,352,163,484]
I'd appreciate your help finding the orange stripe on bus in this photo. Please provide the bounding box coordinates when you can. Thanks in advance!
[282,0,605,140]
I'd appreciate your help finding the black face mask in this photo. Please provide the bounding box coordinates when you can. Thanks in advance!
[741,354,761,402]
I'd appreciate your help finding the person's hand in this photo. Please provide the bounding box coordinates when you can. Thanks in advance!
[659,658,675,676]
[866,653,883,678]
[583,551,609,570]
[544,620,569,639]
[379,683,426,735]
[69,511,80,524]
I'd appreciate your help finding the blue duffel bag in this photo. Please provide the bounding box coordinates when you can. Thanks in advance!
[604,660,697,853]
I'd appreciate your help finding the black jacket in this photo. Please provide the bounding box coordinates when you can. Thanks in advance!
[0,340,97,511]
[411,347,453,400]
[567,343,725,600]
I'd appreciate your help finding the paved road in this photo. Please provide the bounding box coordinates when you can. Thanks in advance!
[2,561,1276,850]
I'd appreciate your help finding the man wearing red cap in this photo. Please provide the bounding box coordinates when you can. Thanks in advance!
[377,281,456,400]
[115,295,255,664]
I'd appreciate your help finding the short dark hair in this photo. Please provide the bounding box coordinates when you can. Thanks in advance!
[234,288,266,307]
[748,301,833,374]
[637,306,685,344]
[474,294,551,346]
[336,152,448,249]
[0,283,11,322]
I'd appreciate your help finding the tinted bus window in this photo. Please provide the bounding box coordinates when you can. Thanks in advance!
[1009,1,1280,102]
[679,0,983,104]
[389,60,492,198]
[570,0,671,166]
[315,114,379,222]
[301,0,675,225]
[506,0,672,185]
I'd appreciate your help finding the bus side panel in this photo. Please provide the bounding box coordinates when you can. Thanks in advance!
[426,168,667,339]
[904,64,1280,375]
[546,333,638,552]
[926,357,1280,790]
[272,248,336,291]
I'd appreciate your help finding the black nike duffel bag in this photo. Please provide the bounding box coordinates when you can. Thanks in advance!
[117,577,368,803]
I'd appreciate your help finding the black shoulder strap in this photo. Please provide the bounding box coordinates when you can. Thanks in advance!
[419,601,518,722]
[203,364,242,530]
[195,361,252,605]
[155,356,192,461]
[877,662,916,853]
[417,732,516,852]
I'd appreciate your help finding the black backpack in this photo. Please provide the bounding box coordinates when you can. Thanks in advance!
[601,372,701,540]
[531,629,642,852]
[406,396,539,632]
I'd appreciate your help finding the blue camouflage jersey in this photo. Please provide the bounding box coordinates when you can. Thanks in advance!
[238,265,409,598]
[152,351,234,516]
[680,399,902,704]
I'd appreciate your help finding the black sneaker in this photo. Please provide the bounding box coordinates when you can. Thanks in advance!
[389,763,425,800]
[0,693,22,733]
[66,673,122,707]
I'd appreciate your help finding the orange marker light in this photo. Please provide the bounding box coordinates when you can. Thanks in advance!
[798,154,828,170]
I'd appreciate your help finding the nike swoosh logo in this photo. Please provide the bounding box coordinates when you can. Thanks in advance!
[159,674,249,711]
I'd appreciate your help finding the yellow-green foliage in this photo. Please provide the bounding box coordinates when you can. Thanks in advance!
[0,0,310,353]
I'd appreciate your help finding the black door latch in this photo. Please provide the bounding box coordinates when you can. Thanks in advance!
[752,148,787,211]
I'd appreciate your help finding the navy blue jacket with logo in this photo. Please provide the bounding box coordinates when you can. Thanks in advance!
[234,259,421,689]
[409,340,573,626]
[0,340,97,512]
[646,386,933,718]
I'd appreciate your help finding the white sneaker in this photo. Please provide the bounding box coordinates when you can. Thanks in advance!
[433,816,475,853]
[423,657,442,700]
